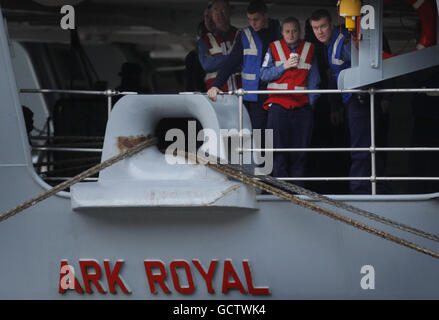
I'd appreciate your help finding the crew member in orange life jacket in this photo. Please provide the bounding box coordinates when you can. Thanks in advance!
[198,0,241,92]
[260,17,320,183]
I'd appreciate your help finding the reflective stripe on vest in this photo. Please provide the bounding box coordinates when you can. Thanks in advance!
[271,40,312,70]
[267,83,287,90]
[297,42,312,70]
[413,0,425,9]
[243,28,258,56]
[264,39,313,110]
[203,28,241,91]
[267,40,313,89]
[267,83,307,90]
[205,72,217,81]
[331,33,345,66]
[241,26,265,102]
[273,41,287,62]
[205,72,240,91]
[327,27,351,103]
[206,33,223,55]
[242,72,256,80]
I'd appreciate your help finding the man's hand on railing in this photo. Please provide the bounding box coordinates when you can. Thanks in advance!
[207,86,221,102]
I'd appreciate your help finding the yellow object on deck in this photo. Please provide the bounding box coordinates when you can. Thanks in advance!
[339,0,362,31]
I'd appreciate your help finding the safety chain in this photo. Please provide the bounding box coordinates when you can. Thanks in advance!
[0,136,157,223]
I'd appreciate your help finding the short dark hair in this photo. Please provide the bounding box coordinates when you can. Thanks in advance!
[281,17,301,32]
[310,9,332,23]
[247,0,268,14]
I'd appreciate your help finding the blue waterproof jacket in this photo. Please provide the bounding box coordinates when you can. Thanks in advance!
[241,26,264,102]
[327,27,352,103]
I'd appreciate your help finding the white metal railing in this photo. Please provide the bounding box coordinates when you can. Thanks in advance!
[21,87,439,194]
[20,88,138,118]
[31,147,103,153]
[225,87,439,195]
[21,89,137,181]
[21,88,137,154]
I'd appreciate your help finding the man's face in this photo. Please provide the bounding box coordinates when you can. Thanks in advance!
[282,22,300,45]
[310,17,332,43]
[204,9,216,33]
[211,1,231,31]
[247,12,268,32]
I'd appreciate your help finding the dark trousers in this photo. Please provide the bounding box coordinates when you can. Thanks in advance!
[245,100,268,164]
[409,116,439,193]
[345,96,372,194]
[244,100,268,131]
[267,103,313,186]
[345,96,390,194]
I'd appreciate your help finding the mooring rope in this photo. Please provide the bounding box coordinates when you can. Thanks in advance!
[229,163,439,243]
[1,137,438,260]
[0,136,157,223]
[191,153,439,260]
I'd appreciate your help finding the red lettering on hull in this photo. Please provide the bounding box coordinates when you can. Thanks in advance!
[79,259,106,294]
[103,260,131,294]
[170,260,195,294]
[143,260,171,294]
[222,259,247,294]
[59,259,269,296]
[243,260,270,295]
[192,259,217,294]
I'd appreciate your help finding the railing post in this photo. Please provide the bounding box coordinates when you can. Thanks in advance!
[370,88,377,195]
[236,89,245,166]
[106,89,113,120]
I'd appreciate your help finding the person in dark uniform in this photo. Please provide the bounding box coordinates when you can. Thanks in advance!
[409,66,439,194]
[304,18,350,194]
[310,9,389,194]
[207,0,281,134]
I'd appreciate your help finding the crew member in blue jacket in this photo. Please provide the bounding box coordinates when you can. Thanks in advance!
[259,17,320,183]
[207,0,281,134]
[310,9,373,194]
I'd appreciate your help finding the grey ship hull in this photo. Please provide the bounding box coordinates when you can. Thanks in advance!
[0,180,438,299]
[1,5,439,300]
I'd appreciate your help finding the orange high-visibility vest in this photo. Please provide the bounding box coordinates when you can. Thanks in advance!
[202,28,241,91]
[264,39,315,110]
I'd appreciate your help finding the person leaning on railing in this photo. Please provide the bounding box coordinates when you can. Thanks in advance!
[259,17,320,185]
[207,0,281,135]
[198,0,241,93]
